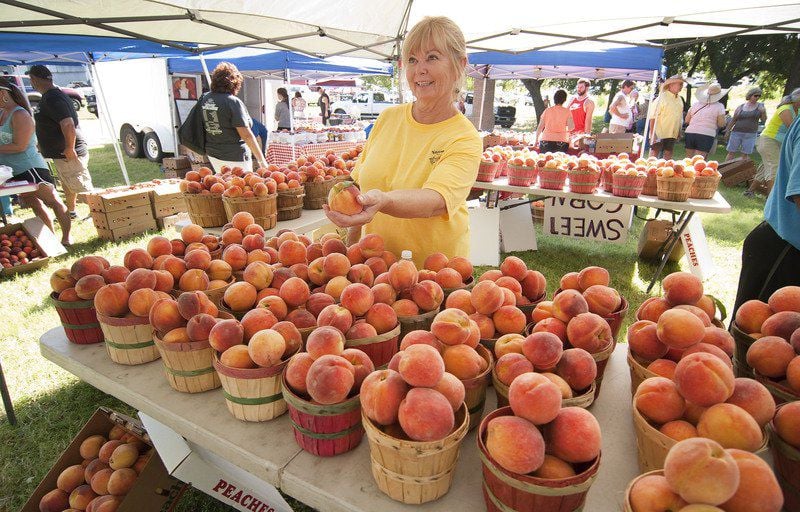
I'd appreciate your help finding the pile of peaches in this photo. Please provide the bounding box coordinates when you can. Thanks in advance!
[0,228,44,268]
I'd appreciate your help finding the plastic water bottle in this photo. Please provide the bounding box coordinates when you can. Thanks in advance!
[401,250,413,261]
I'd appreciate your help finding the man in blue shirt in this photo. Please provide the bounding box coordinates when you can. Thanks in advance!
[733,109,800,315]
[250,118,268,155]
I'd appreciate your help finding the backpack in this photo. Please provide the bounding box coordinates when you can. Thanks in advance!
[178,94,206,155]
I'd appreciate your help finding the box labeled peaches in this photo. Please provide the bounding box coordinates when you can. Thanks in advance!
[22,407,184,512]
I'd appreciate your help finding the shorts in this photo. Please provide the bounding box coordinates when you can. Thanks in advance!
[653,137,676,152]
[538,140,569,153]
[14,167,55,186]
[53,154,93,194]
[684,132,716,153]
[727,131,757,154]
[755,136,781,181]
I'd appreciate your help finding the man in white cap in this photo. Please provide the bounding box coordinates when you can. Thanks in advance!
[647,74,686,159]
[684,82,728,159]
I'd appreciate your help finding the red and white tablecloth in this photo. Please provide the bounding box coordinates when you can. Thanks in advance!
[266,141,360,166]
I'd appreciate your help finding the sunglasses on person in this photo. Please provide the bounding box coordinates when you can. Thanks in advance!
[752,94,761,98]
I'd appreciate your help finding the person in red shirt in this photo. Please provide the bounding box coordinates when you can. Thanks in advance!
[568,78,595,135]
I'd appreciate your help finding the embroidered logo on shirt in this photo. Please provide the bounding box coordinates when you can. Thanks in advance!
[201,98,222,136]
[429,149,444,165]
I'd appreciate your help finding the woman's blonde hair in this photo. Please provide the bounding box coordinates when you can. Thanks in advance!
[402,16,467,100]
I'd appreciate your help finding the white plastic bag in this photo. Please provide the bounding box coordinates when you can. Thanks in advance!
[0,165,13,186]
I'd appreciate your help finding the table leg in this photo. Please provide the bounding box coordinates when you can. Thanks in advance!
[0,358,17,426]
[646,211,694,294]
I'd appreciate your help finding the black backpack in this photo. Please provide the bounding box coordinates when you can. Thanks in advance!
[178,94,206,155]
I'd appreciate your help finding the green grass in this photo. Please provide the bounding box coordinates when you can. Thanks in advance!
[0,141,766,512]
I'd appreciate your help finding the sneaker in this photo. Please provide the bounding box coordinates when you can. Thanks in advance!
[69,211,78,219]
[743,190,755,198]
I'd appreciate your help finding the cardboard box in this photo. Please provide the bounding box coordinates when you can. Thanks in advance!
[96,218,159,241]
[22,407,185,512]
[86,189,151,213]
[162,156,191,170]
[719,158,756,186]
[0,218,67,276]
[594,133,635,154]
[638,219,685,262]
[162,167,189,180]
[177,145,210,164]
[150,184,187,219]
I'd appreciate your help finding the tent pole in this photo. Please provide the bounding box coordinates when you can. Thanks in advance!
[199,54,212,88]
[643,69,658,158]
[286,68,294,131]
[88,54,130,185]
[477,67,488,130]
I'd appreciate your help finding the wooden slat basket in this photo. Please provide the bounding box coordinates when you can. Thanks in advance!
[344,324,400,369]
[153,332,221,393]
[50,292,103,345]
[183,193,227,227]
[97,313,159,365]
[223,194,277,229]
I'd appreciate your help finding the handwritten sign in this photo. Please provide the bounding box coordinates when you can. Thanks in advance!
[543,197,633,244]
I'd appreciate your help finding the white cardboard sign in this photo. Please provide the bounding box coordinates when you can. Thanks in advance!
[543,197,633,244]
[500,201,537,253]
[680,215,714,280]
[468,203,501,266]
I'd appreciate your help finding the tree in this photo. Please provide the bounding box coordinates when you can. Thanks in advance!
[521,79,546,123]
[361,75,395,91]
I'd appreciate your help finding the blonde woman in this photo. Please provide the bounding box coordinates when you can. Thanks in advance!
[324,16,481,267]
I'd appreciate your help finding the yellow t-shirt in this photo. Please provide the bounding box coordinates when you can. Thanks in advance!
[351,103,481,267]
[762,104,796,140]
[648,91,684,140]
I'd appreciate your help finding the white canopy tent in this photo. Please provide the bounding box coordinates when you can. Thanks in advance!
[0,1,798,60]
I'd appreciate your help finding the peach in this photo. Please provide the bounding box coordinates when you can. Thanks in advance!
[345,243,363,265]
[494,333,524,358]
[486,415,545,474]
[433,372,466,411]
[242,233,265,253]
[324,275,351,301]
[357,233,384,258]
[58,287,79,302]
[509,372,561,425]
[50,268,77,293]
[423,252,449,272]
[470,280,505,315]
[628,320,668,361]
[746,336,794,378]
[360,369,409,425]
[79,435,106,460]
[286,308,316,329]
[398,388,455,441]
[431,308,472,345]
[365,256,388,277]
[371,282,396,305]
[328,181,362,215]
[582,285,621,317]
[321,238,346,256]
[306,354,355,404]
[648,358,677,380]
[721,449,783,512]
[181,223,204,244]
[499,255,527,281]
[347,263,374,286]
[682,343,732,369]
[399,344,445,387]
[321,253,350,279]
[533,455,576,479]
[443,344,487,380]
[387,259,418,292]
[222,244,248,271]
[634,377,686,424]
[636,296,671,323]
[160,256,187,281]
[555,348,597,391]
[178,268,209,291]
[663,272,704,306]
[552,289,589,322]
[123,248,153,271]
[271,321,302,357]
[99,440,124,464]
[170,239,186,256]
[694,294,717,320]
[84,459,109,483]
[392,298,419,317]
[177,290,216,319]
[278,240,307,267]
[162,327,190,343]
[185,313,217,342]
[788,356,800,394]
[346,322,379,341]
[184,248,212,271]
[93,283,130,317]
[734,299,773,334]
[657,309,705,349]
[544,407,601,463]
[285,352,315,396]
[659,420,698,441]
[701,327,735,357]
[521,270,546,300]
[71,256,106,279]
[149,298,185,334]
[566,312,612,353]
[127,288,159,318]
[447,256,473,281]
[675,352,735,407]
[559,272,580,290]
[221,227,243,246]
[341,348,374,390]
[306,326,345,358]
[365,302,398,334]
[242,261,273,290]
[69,484,98,509]
[410,280,444,312]
[304,293,333,318]
[768,285,800,313]
[221,281,256,311]
[75,275,106,300]
[317,304,353,333]
[39,489,71,512]
[100,266,129,284]
[240,308,278,341]
[153,270,174,292]
[577,266,610,290]
[697,403,763,451]
[57,464,86,493]
[531,317,567,342]
[774,401,800,448]
[628,474,688,512]
[495,276,523,296]
[90,467,114,495]
[500,287,516,307]
[664,438,740,505]
[541,372,573,399]
[492,305,526,335]
[399,330,443,351]
[123,268,156,293]
[340,283,375,317]
[435,267,464,289]
[445,289,475,314]
[208,319,244,352]
[247,329,286,367]
[761,311,800,340]
[109,443,138,470]
[470,313,495,339]
[522,332,563,370]
[106,467,137,496]
[231,211,254,231]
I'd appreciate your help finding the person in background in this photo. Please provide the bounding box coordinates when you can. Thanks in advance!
[535,89,574,153]
[684,82,727,159]
[634,93,650,135]
[725,87,767,162]
[608,80,635,134]
[543,95,551,109]
[648,74,686,160]
[250,117,268,156]
[568,78,595,135]
[732,102,800,318]
[323,16,481,268]
[319,88,331,126]
[199,62,268,173]
[0,77,71,245]
[748,89,800,197]
[274,88,291,131]
[626,90,639,133]
[291,91,306,119]
[28,65,92,221]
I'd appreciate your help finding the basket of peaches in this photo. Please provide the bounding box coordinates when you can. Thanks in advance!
[687,157,721,199]
[655,163,697,202]
[611,166,648,198]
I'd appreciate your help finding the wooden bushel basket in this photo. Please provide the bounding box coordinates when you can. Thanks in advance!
[492,367,596,409]
[538,168,568,190]
[768,407,800,512]
[345,324,400,369]
[731,322,757,378]
[212,349,295,422]
[479,407,600,512]
[627,348,657,397]
[441,276,475,301]
[277,188,305,221]
[603,297,629,341]
[303,180,334,210]
[183,193,227,227]
[507,164,537,187]
[567,169,600,194]
[656,176,694,202]
[463,345,493,431]
[623,470,663,511]
[398,308,439,344]
[591,338,616,399]
[754,371,800,405]
[611,173,647,198]
[689,174,721,199]
[223,194,277,229]
[97,313,159,365]
[477,160,499,182]
[153,332,221,393]
[517,291,547,323]
[282,373,363,457]
[50,292,103,345]
[641,173,658,196]
[363,403,469,504]
[171,277,234,309]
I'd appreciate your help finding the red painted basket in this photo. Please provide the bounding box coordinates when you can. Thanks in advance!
[50,292,104,345]
[345,324,400,369]
[477,160,500,182]
[768,405,800,512]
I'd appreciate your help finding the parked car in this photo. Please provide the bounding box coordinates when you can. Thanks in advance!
[85,92,97,117]
[495,105,516,129]
[67,81,94,98]
[330,91,398,120]
[5,74,84,112]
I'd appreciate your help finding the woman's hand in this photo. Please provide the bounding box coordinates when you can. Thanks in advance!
[323,189,387,228]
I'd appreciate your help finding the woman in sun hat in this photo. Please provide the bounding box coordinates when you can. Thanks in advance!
[647,74,686,159]
[684,82,728,158]
[725,86,767,162]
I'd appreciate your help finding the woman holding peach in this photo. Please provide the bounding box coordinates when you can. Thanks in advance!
[323,17,482,268]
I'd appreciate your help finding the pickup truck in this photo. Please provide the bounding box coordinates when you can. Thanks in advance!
[5,75,85,112]
[330,91,397,120]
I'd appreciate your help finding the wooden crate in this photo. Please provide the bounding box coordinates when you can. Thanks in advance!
[92,204,153,231]
[719,158,756,186]
[85,189,151,213]
[96,218,158,241]
[150,184,187,219]
[162,156,191,170]
[162,167,189,179]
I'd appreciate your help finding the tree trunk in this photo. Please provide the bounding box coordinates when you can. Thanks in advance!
[605,81,619,121]
[685,44,705,111]
[521,79,545,125]
[784,37,800,96]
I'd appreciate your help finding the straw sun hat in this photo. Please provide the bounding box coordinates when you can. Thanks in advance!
[660,74,686,91]
[695,83,729,104]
